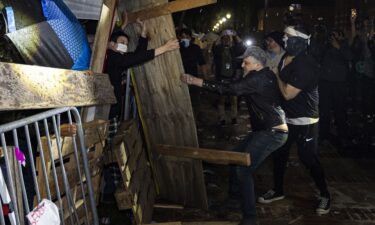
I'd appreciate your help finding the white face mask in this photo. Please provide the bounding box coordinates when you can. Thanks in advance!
[181,38,190,47]
[116,43,128,53]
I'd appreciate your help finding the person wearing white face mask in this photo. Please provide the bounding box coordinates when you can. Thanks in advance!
[177,28,208,119]
[106,18,179,121]
[102,16,179,205]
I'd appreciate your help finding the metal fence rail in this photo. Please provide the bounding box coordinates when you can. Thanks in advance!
[0,107,99,225]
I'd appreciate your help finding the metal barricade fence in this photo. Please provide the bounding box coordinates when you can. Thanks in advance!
[0,107,99,225]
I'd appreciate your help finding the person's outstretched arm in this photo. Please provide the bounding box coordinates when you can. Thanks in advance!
[108,38,179,69]
[154,39,180,56]
[181,73,257,96]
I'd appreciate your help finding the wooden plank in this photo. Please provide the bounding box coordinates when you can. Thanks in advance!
[126,0,209,209]
[0,62,116,110]
[7,147,24,225]
[90,0,116,73]
[83,0,117,121]
[153,203,184,209]
[127,0,217,22]
[114,119,155,223]
[156,145,251,166]
[39,120,108,162]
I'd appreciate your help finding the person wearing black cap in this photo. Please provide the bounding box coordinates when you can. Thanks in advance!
[265,31,286,74]
[181,46,288,225]
[258,24,331,215]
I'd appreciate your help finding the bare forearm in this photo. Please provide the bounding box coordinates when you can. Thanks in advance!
[190,76,203,87]
[154,46,166,57]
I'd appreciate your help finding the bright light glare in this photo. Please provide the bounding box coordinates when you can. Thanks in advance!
[226,13,231,19]
[219,20,223,24]
[245,40,253,46]
[222,17,227,22]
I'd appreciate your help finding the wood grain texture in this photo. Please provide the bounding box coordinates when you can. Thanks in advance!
[156,145,251,166]
[83,0,117,121]
[126,0,208,209]
[89,0,116,73]
[114,120,155,224]
[127,0,217,22]
[0,62,116,110]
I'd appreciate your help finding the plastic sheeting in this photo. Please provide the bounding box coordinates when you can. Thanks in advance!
[63,0,103,20]
[6,21,74,69]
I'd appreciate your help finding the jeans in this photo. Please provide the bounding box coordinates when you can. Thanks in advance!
[235,130,288,221]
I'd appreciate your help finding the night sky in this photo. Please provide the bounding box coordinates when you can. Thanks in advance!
[173,0,336,33]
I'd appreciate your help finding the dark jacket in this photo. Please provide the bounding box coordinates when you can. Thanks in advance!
[105,36,155,119]
[202,67,286,131]
[180,43,206,76]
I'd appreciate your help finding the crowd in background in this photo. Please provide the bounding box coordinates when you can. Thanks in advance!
[177,12,375,151]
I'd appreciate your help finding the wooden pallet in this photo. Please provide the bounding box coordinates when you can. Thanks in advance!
[36,119,108,224]
[113,120,155,224]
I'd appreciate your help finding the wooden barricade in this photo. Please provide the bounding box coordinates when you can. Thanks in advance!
[36,120,108,224]
[113,120,155,224]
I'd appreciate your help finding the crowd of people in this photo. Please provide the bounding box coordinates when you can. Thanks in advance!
[101,9,374,225]
[178,13,374,225]
[2,5,372,224]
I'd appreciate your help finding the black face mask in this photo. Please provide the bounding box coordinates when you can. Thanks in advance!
[285,36,308,56]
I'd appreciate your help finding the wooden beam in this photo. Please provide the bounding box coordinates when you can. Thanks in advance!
[156,145,251,166]
[127,0,213,211]
[90,0,117,73]
[0,62,116,110]
[82,0,117,121]
[153,203,184,209]
[127,0,217,22]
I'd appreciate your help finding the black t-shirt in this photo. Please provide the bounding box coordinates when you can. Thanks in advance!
[202,67,286,131]
[180,43,206,76]
[279,51,319,119]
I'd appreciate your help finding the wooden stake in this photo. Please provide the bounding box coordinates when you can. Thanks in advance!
[156,145,251,166]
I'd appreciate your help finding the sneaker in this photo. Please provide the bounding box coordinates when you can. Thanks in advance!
[316,197,331,215]
[257,190,285,204]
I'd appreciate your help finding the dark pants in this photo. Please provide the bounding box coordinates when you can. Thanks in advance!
[273,123,330,198]
[235,130,288,222]
[360,77,375,116]
[319,80,347,140]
